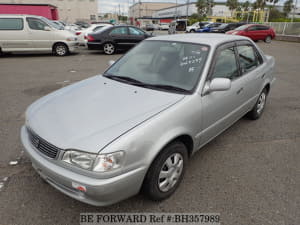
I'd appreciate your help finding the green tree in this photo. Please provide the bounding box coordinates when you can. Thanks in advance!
[283,0,294,17]
[226,0,239,16]
[196,0,215,17]
[269,8,286,21]
[242,1,251,11]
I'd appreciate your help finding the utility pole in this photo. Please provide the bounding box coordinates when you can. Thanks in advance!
[291,0,298,22]
[186,0,190,20]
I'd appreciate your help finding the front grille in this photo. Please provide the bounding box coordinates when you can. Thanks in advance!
[27,128,61,159]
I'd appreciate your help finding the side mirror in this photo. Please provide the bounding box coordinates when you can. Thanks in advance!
[203,78,231,95]
[44,26,51,31]
[108,60,115,66]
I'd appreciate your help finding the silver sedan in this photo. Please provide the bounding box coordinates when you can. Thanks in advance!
[21,34,275,206]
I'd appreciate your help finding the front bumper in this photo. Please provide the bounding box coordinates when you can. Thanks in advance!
[20,126,146,206]
[66,41,79,52]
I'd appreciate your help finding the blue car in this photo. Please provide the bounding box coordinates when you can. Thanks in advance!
[196,23,223,32]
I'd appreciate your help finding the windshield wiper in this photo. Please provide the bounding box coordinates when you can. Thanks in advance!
[145,84,191,93]
[104,74,144,85]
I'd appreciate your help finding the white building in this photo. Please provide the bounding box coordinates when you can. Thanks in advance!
[152,2,231,19]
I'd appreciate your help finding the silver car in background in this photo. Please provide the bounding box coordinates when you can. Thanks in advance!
[21,34,275,206]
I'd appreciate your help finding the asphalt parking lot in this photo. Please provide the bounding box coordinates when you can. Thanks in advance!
[0,40,299,225]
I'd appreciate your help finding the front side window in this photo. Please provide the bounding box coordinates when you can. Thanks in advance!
[27,18,48,30]
[237,45,259,73]
[104,41,210,93]
[110,27,128,35]
[129,27,144,35]
[0,18,23,30]
[248,26,258,31]
[211,47,239,80]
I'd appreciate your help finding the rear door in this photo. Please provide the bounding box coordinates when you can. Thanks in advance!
[26,17,53,50]
[236,41,266,105]
[0,17,31,51]
[108,27,131,50]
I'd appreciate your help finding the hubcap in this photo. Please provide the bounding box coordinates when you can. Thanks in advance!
[257,92,266,114]
[56,45,66,55]
[158,153,184,192]
[104,44,114,54]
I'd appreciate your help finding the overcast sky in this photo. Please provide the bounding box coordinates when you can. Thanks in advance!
[97,0,295,14]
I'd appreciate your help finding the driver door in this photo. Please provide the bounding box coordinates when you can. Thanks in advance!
[26,17,53,50]
[199,42,249,147]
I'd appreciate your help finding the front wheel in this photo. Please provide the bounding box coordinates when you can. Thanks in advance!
[247,88,268,120]
[264,35,272,43]
[190,29,195,33]
[103,43,115,55]
[142,141,188,201]
[53,43,69,56]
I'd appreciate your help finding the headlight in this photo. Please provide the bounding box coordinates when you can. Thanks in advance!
[62,150,125,172]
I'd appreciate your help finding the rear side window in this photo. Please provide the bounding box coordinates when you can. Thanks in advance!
[257,25,269,30]
[0,18,23,30]
[237,45,259,73]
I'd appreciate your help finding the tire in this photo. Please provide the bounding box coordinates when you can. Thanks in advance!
[103,43,115,55]
[264,35,272,43]
[190,29,195,33]
[142,141,188,201]
[53,43,69,56]
[247,88,268,120]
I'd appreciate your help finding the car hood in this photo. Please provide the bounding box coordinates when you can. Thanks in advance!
[26,76,184,153]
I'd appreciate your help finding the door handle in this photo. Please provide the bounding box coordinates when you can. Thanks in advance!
[236,87,244,95]
[261,73,266,79]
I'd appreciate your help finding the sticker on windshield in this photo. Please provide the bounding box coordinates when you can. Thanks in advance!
[201,47,208,51]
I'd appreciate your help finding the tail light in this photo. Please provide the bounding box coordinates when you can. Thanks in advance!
[75,31,81,35]
[87,35,95,42]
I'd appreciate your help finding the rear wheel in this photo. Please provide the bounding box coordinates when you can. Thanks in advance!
[103,43,115,55]
[142,141,188,201]
[190,29,195,33]
[53,43,69,56]
[264,35,272,43]
[247,88,268,120]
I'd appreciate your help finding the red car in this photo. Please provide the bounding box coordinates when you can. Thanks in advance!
[226,24,276,43]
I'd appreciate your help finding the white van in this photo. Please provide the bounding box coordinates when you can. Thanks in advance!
[0,15,79,56]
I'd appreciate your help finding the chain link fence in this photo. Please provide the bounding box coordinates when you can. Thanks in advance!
[264,22,300,36]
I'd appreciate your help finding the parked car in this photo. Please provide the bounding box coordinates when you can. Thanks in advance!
[186,21,209,32]
[21,34,275,206]
[145,24,155,31]
[226,24,276,43]
[195,23,223,32]
[87,25,152,54]
[0,15,79,56]
[76,23,113,46]
[159,23,170,30]
[210,22,247,33]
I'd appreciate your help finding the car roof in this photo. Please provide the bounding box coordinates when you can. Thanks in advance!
[148,33,250,47]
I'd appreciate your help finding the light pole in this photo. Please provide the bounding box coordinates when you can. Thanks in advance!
[291,0,298,22]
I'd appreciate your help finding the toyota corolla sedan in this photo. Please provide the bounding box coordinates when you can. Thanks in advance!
[21,34,275,206]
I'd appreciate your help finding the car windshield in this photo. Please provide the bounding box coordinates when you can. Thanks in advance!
[104,41,210,93]
[235,25,249,30]
[191,22,199,26]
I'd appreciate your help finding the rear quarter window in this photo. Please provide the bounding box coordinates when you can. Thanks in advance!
[0,18,23,30]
